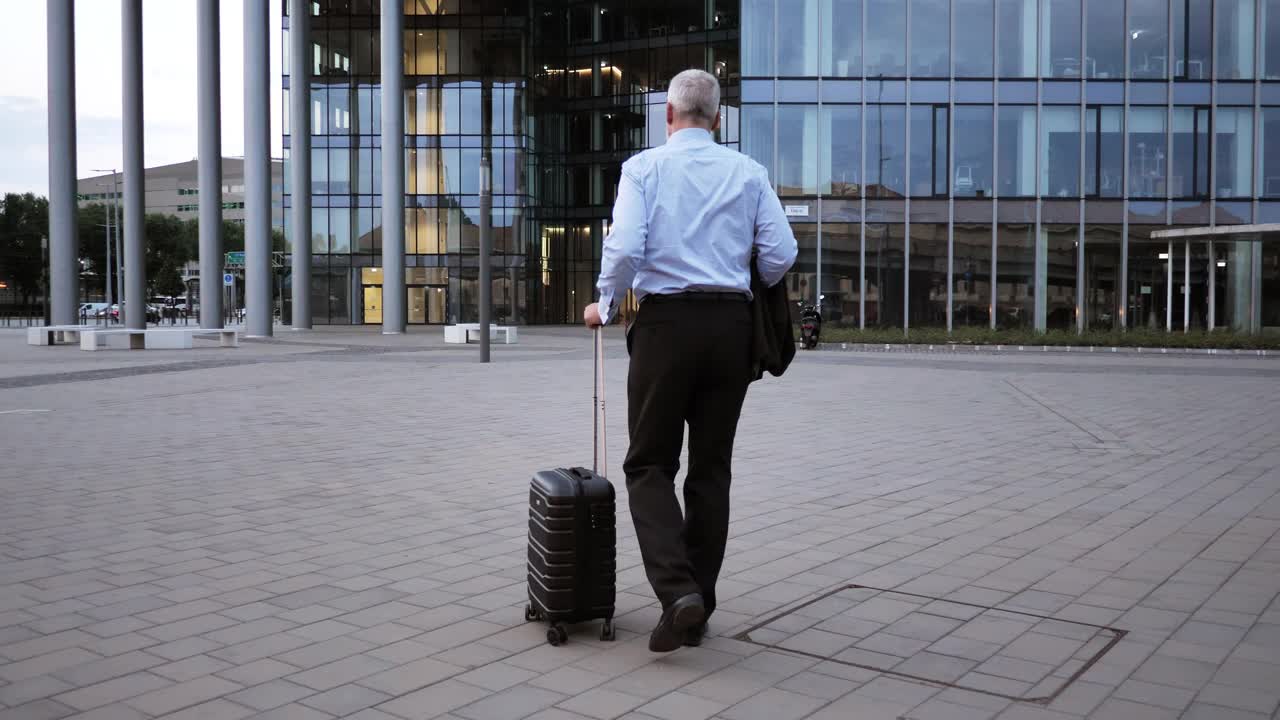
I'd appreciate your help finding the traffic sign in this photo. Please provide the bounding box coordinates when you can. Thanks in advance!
[223,273,235,287]
[224,251,245,268]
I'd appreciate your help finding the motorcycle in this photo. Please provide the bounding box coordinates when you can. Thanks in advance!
[799,297,823,349]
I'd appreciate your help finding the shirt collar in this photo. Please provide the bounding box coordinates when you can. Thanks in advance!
[667,128,714,146]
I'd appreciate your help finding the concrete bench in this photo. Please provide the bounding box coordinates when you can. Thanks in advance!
[79,328,146,351]
[444,324,518,345]
[77,327,239,351]
[27,325,97,346]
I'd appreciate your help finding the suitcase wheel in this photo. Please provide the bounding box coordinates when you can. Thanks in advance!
[524,605,542,623]
[547,625,569,647]
[600,620,616,642]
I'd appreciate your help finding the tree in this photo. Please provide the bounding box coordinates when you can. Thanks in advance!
[0,193,50,309]
[144,213,192,297]
[76,203,112,297]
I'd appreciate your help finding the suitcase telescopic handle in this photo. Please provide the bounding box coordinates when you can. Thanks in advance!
[593,327,606,475]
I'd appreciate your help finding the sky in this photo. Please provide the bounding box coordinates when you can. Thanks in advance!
[0,1,284,197]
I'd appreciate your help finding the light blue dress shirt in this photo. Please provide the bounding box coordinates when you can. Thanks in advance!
[595,128,798,324]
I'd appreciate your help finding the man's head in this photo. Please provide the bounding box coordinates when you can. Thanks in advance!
[666,69,721,138]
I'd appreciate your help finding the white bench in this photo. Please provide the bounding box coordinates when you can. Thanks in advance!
[78,327,238,351]
[444,324,518,344]
[27,325,98,346]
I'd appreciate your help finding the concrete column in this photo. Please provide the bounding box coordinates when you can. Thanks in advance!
[244,0,272,336]
[380,0,405,334]
[479,157,492,362]
[197,0,223,329]
[123,0,145,329]
[47,0,78,325]
[289,0,312,329]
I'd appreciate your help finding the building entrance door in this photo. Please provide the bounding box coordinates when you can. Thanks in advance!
[407,285,447,324]
[363,286,383,325]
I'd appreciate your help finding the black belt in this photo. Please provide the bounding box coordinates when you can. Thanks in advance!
[643,291,749,304]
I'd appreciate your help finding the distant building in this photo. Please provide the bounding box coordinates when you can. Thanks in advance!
[77,158,284,227]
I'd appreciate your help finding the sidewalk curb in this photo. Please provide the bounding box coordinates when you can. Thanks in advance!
[818,342,1275,358]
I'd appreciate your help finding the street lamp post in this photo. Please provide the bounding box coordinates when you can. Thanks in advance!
[93,170,119,316]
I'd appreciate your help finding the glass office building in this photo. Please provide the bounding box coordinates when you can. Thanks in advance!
[285,0,1280,332]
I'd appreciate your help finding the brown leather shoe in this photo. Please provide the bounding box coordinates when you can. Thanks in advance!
[649,594,706,652]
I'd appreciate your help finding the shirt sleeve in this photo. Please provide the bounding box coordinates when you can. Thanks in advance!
[752,166,798,287]
[596,161,647,325]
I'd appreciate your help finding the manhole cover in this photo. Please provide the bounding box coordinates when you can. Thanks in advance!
[733,585,1125,705]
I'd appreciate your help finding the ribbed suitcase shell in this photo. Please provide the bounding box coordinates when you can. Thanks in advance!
[527,467,616,624]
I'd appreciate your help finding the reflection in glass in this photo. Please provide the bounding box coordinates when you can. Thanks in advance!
[1042,0,1081,78]
[742,0,774,75]
[786,226,819,312]
[1085,0,1123,78]
[1267,0,1280,79]
[867,105,906,197]
[778,0,819,75]
[909,224,948,327]
[1172,107,1210,198]
[997,223,1035,328]
[822,0,862,77]
[742,105,775,181]
[330,208,351,254]
[1086,106,1124,197]
[909,106,948,197]
[1084,225,1121,330]
[997,0,1037,78]
[865,222,904,328]
[865,0,906,77]
[910,0,949,78]
[1173,0,1212,79]
[1216,107,1254,198]
[997,106,1036,197]
[953,223,992,326]
[1129,0,1169,79]
[820,106,861,196]
[1042,224,1077,330]
[954,0,994,77]
[821,223,860,327]
[1217,0,1255,79]
[1041,107,1080,198]
[954,107,993,197]
[1127,238,1170,329]
[1128,108,1167,198]
[311,207,328,254]
[1264,108,1280,198]
[777,106,819,196]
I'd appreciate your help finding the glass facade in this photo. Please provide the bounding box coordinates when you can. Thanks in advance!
[283,0,1278,334]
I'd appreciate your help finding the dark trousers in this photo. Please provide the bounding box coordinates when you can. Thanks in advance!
[624,297,752,617]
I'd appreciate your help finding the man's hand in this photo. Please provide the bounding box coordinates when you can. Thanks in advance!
[583,303,604,328]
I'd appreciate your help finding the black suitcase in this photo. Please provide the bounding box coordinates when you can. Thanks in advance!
[524,329,617,646]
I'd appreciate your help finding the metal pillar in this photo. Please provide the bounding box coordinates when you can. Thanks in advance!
[197,0,223,329]
[1209,240,1216,331]
[123,0,145,329]
[380,0,405,334]
[289,0,312,329]
[244,0,272,337]
[1183,240,1191,332]
[479,157,492,363]
[1166,241,1173,332]
[47,0,78,326]
[113,174,123,315]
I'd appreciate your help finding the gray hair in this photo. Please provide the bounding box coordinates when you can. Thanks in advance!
[667,69,720,125]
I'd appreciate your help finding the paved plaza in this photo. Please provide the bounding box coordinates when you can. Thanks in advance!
[2,327,1279,720]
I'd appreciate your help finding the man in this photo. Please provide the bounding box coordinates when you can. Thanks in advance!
[583,69,797,653]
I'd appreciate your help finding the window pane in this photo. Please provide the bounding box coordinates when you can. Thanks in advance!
[1083,225,1121,330]
[1129,0,1169,79]
[865,222,904,327]
[1266,0,1280,79]
[822,0,862,77]
[1264,108,1280,198]
[821,223,860,327]
[955,0,994,77]
[1041,107,1080,197]
[1128,107,1167,198]
[330,208,351,254]
[1216,107,1254,198]
[867,105,906,197]
[329,148,350,195]
[1086,106,1124,197]
[997,0,1037,78]
[741,105,775,182]
[954,222,992,326]
[865,0,906,77]
[742,0,774,75]
[1042,224,1077,329]
[997,222,1035,328]
[1172,107,1210,198]
[954,107,993,197]
[1174,0,1212,79]
[311,146,328,194]
[910,0,949,77]
[1216,0,1255,80]
[909,223,948,327]
[778,0,819,75]
[312,207,328,254]
[1043,0,1081,78]
[777,106,818,196]
[909,106,947,196]
[997,106,1036,197]
[820,106,861,196]
[1084,0,1123,79]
